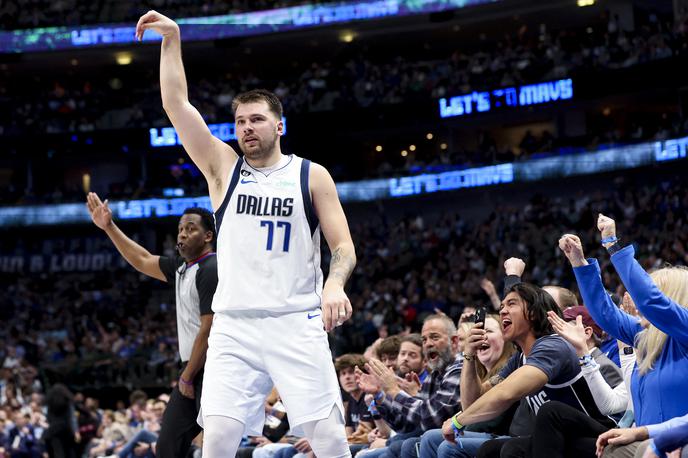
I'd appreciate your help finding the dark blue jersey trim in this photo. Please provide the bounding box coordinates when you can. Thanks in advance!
[300,159,319,236]
[214,157,243,234]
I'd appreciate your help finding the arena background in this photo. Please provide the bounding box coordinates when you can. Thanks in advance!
[1,0,687,454]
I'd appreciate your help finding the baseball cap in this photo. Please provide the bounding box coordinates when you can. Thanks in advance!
[563,306,603,338]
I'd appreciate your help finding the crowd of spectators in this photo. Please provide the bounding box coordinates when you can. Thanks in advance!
[1,11,685,138]
[2,169,686,388]
[0,168,686,455]
[2,10,687,205]
[0,381,189,458]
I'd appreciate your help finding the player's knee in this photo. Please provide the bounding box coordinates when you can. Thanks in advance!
[310,441,350,458]
[201,415,243,455]
[307,422,350,457]
[202,425,225,447]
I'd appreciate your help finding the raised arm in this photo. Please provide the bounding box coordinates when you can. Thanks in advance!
[598,214,688,345]
[86,192,165,282]
[503,257,525,297]
[443,365,548,442]
[310,163,356,332]
[136,11,237,204]
[559,234,642,346]
[480,279,502,311]
[459,322,496,409]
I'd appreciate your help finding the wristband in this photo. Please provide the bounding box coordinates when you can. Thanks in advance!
[179,376,193,386]
[451,413,465,433]
[601,236,618,245]
[463,353,475,361]
[367,402,380,416]
[578,354,594,367]
[374,391,385,402]
[607,242,623,256]
[451,413,465,449]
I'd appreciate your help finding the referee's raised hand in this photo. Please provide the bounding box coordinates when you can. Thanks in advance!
[86,192,113,230]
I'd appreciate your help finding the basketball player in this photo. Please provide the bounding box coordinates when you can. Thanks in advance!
[86,193,217,458]
[136,11,356,458]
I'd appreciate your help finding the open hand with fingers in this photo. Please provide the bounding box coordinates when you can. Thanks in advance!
[558,234,588,267]
[547,312,588,356]
[86,192,113,230]
[596,427,648,458]
[396,371,421,397]
[365,359,400,396]
[354,366,381,394]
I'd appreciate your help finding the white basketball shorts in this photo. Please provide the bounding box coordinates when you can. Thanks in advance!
[198,308,344,435]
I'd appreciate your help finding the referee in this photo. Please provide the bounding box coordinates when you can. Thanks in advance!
[86,192,217,458]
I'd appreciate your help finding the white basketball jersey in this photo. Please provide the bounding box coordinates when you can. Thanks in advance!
[211,154,323,313]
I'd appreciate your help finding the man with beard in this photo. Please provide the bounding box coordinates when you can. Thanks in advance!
[137,10,356,458]
[356,314,462,457]
[87,196,216,458]
[397,334,427,380]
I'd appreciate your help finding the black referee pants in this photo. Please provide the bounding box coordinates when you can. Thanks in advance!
[477,401,613,458]
[156,366,204,458]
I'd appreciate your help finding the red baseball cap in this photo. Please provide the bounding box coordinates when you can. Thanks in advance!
[563,306,603,338]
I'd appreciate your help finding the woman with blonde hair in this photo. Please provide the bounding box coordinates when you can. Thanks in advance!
[559,213,688,458]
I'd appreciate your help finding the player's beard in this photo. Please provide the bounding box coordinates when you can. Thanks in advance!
[240,133,279,161]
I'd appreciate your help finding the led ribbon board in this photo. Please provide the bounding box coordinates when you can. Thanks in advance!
[439,79,574,118]
[150,118,287,147]
[1,135,686,227]
[1,0,499,53]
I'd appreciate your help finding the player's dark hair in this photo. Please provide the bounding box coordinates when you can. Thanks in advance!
[183,207,216,245]
[232,89,283,120]
[507,282,562,339]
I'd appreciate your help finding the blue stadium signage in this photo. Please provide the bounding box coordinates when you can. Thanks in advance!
[439,79,573,119]
[654,135,688,162]
[3,135,688,227]
[149,118,287,147]
[389,164,514,197]
[1,0,500,53]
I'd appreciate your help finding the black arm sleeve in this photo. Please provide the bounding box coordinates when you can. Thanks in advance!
[195,257,218,315]
[159,256,181,283]
[503,275,522,296]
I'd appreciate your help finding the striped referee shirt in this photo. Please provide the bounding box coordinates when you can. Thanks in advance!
[159,252,217,362]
